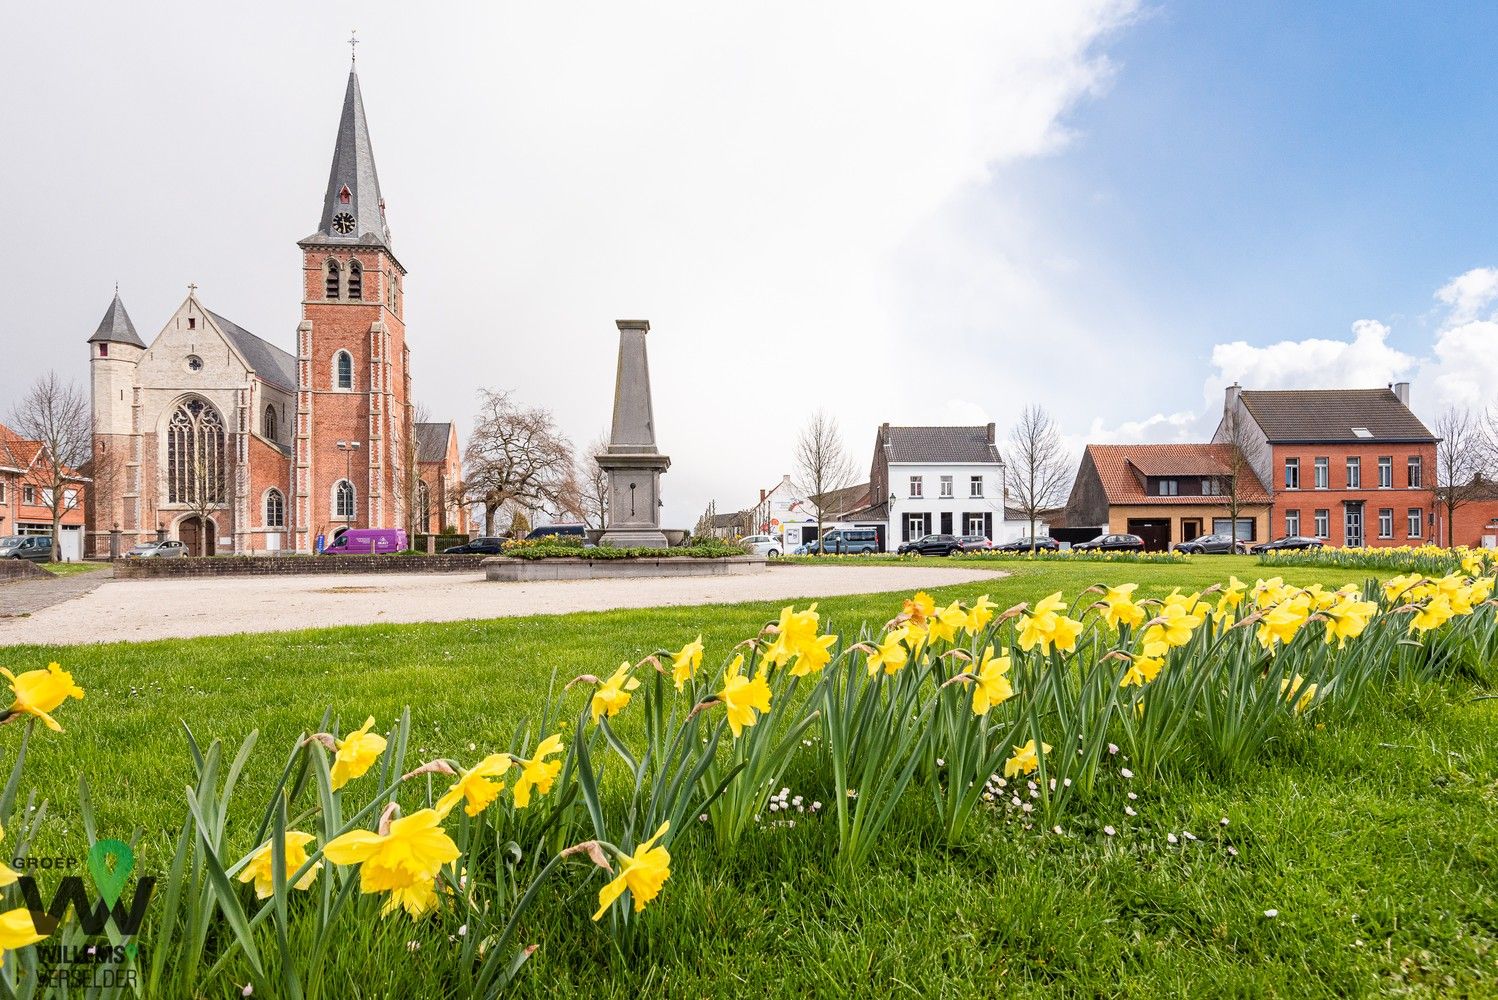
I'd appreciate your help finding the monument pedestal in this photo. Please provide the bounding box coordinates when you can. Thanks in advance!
[597,320,672,548]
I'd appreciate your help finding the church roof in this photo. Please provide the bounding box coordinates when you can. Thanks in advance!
[206,310,297,392]
[301,70,393,252]
[88,291,144,347]
[414,422,454,464]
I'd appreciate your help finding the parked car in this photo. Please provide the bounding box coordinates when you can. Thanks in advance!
[810,528,881,555]
[323,528,408,554]
[1251,535,1325,554]
[897,533,965,556]
[444,536,506,555]
[526,524,586,542]
[124,540,187,559]
[739,534,781,557]
[992,536,1060,553]
[958,534,994,551]
[1171,532,1250,555]
[0,535,53,562]
[1073,533,1145,552]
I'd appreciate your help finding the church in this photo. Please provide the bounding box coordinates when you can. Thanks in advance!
[86,65,465,557]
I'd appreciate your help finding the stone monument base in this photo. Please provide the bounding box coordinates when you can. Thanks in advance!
[482,554,767,582]
[597,528,670,548]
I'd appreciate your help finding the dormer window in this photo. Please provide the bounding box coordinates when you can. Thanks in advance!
[339,185,351,205]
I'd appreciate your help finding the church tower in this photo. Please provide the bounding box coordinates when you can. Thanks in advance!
[87,291,146,555]
[294,63,412,551]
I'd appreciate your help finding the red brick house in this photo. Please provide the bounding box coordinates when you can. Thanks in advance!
[1064,443,1271,550]
[0,422,88,559]
[413,422,467,535]
[1215,383,1438,548]
[1441,476,1498,549]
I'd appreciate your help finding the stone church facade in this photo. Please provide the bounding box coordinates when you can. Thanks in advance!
[86,67,463,556]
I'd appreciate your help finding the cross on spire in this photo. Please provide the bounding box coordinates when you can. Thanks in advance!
[187,283,198,296]
[348,29,359,67]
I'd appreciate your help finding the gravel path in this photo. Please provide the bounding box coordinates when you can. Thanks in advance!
[0,564,1006,647]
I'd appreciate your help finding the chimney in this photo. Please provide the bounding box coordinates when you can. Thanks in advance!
[1392,381,1410,407]
[985,422,995,443]
[1225,382,1241,413]
[759,489,766,503]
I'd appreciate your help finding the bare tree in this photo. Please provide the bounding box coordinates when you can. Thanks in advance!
[462,390,575,536]
[6,374,92,562]
[574,433,611,531]
[80,441,128,558]
[794,409,855,556]
[1433,407,1489,546]
[1005,405,1071,552]
[1214,402,1269,546]
[402,402,431,542]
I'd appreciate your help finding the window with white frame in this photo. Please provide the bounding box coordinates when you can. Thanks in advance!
[1314,457,1328,489]
[1202,477,1222,496]
[962,513,987,536]
[969,475,983,498]
[1285,509,1300,536]
[1314,509,1329,537]
[1346,457,1361,489]
[908,475,923,498]
[1378,456,1392,489]
[23,486,35,505]
[1378,508,1393,538]
[1407,456,1422,488]
[1407,508,1422,538]
[939,475,953,498]
[1284,458,1300,490]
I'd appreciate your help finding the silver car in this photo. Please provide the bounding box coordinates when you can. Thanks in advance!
[739,534,781,558]
[125,540,188,558]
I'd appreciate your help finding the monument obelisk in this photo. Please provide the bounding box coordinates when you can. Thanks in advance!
[597,320,672,548]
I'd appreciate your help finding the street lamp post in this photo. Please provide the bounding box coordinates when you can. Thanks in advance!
[336,440,360,535]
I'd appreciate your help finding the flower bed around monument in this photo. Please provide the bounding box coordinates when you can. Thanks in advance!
[498,536,745,560]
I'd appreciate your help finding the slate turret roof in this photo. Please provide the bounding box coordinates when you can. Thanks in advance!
[88,291,145,348]
[301,70,393,252]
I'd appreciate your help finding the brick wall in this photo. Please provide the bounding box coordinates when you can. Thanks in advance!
[0,559,48,581]
[1268,441,1437,546]
[113,553,487,579]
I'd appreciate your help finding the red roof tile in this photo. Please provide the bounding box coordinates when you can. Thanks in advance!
[1086,443,1270,506]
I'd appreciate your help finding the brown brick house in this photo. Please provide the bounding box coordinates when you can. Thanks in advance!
[1065,443,1271,550]
[1215,383,1438,548]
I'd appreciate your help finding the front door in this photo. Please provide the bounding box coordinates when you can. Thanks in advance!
[180,516,216,557]
[1181,519,1203,542]
[1344,503,1363,548]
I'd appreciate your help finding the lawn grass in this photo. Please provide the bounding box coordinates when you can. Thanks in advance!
[37,561,107,577]
[2,555,1495,997]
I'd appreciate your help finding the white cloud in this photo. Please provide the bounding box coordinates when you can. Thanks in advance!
[1434,267,1498,324]
[1207,320,1417,394]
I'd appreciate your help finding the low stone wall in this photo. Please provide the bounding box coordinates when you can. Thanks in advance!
[0,560,48,582]
[113,554,487,579]
[482,554,766,582]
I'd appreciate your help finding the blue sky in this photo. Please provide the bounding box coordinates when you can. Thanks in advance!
[1016,2,1498,367]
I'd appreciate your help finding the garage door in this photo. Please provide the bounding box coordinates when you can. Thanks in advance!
[1127,519,1172,552]
[58,526,83,562]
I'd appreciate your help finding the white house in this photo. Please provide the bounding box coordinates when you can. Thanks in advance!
[846,423,1040,550]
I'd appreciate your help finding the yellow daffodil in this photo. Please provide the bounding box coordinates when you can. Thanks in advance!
[970,646,1013,715]
[965,594,997,634]
[1143,602,1203,650]
[435,754,512,818]
[1409,595,1454,633]
[790,632,838,677]
[671,636,704,691]
[592,822,671,921]
[1,662,84,732]
[1003,738,1050,778]
[330,717,388,791]
[928,602,967,644]
[1322,596,1377,648]
[1120,652,1165,688]
[866,628,910,676]
[1100,583,1145,630]
[512,734,564,808]
[717,654,771,737]
[903,591,936,625]
[764,604,821,668]
[1280,675,1317,715]
[0,908,46,964]
[591,662,641,723]
[236,831,321,899]
[1257,598,1310,651]
[324,808,461,918]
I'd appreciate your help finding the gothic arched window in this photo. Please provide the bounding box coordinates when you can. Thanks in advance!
[166,398,226,505]
[265,488,286,528]
[335,351,353,390]
[335,479,355,520]
[325,259,341,300]
[348,260,362,300]
[416,479,431,530]
[264,405,278,441]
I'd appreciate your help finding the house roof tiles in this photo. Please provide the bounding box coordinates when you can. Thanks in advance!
[1084,443,1270,506]
[1238,388,1436,443]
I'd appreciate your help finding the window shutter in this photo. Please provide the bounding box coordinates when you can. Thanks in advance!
[984,512,993,539]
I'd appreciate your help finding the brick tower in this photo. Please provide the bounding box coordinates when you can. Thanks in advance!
[86,290,146,556]
[294,64,411,552]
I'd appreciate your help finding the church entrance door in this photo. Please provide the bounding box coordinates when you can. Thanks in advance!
[180,516,217,557]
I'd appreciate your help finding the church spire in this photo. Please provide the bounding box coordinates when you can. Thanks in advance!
[87,289,144,348]
[306,66,391,249]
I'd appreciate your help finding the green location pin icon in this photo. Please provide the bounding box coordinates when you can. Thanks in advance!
[87,839,134,909]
